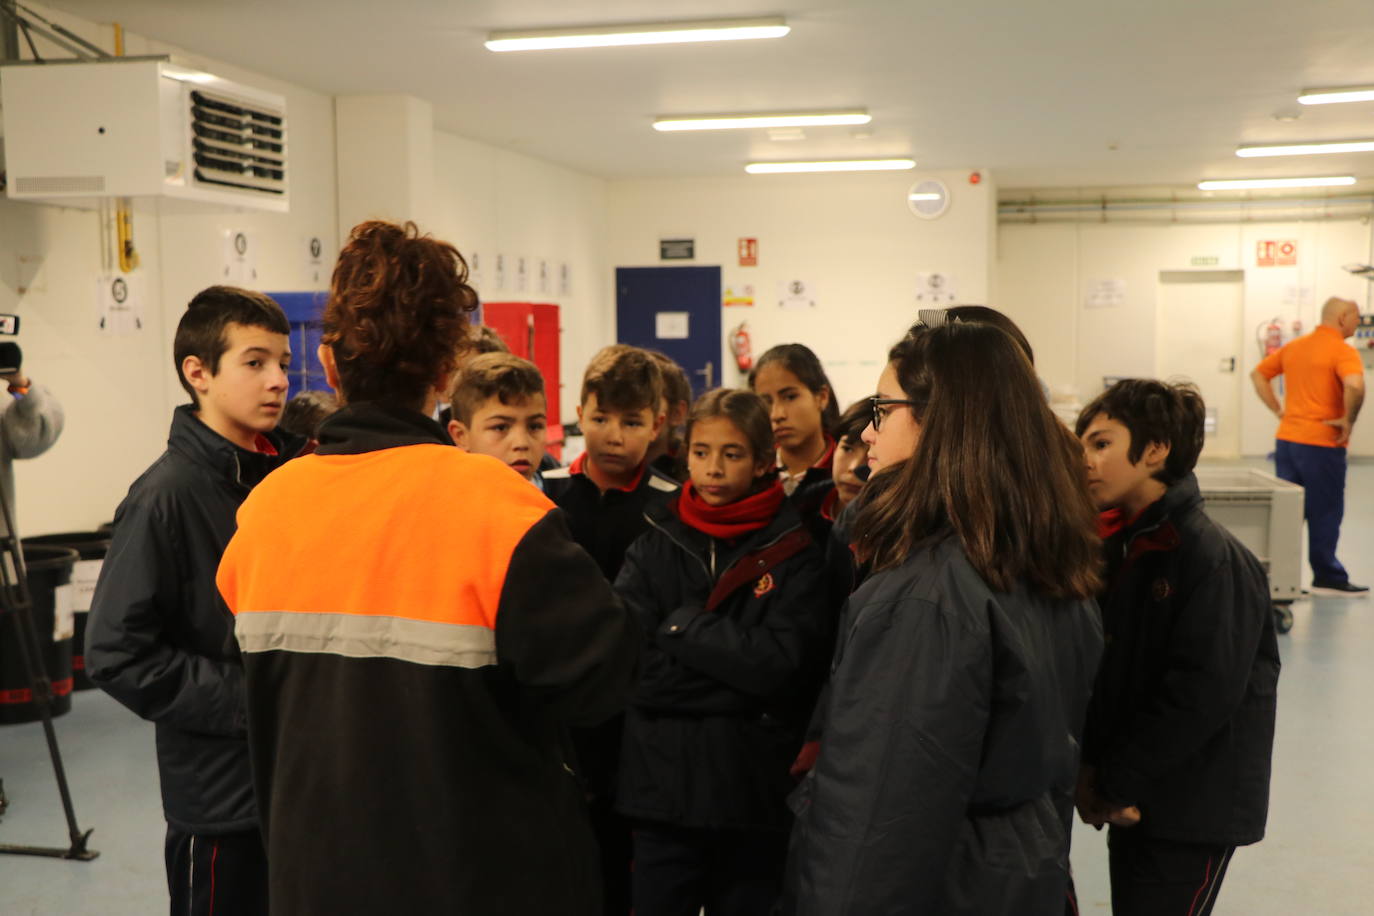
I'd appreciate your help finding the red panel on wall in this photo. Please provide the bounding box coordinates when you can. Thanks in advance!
[481,301,562,427]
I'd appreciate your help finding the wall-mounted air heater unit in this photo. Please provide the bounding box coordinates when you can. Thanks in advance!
[0,58,288,212]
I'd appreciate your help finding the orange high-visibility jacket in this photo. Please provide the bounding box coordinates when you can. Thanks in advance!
[217,404,638,916]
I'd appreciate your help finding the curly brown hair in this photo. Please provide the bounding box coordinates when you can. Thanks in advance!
[322,220,478,408]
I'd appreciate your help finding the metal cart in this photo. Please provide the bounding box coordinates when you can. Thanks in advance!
[1194,467,1304,634]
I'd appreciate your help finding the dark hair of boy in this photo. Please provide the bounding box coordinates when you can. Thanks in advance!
[833,399,871,445]
[280,390,339,439]
[471,325,511,355]
[855,322,1101,599]
[647,350,692,414]
[686,388,775,466]
[322,220,478,408]
[581,344,664,413]
[1075,380,1206,484]
[449,352,545,426]
[749,343,841,433]
[173,286,290,402]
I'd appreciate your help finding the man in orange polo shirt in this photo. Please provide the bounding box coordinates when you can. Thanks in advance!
[1251,296,1367,594]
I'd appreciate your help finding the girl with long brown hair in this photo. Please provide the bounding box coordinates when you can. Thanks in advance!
[782,321,1104,916]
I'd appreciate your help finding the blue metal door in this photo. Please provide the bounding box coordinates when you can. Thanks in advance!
[615,266,721,399]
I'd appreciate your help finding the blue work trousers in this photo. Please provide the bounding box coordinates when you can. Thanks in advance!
[1274,439,1349,585]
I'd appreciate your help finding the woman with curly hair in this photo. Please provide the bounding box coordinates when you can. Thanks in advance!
[217,220,639,915]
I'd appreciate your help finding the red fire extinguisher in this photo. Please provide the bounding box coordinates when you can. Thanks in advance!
[730,321,753,372]
[1261,318,1283,357]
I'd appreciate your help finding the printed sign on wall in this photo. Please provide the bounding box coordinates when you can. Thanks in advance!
[738,238,758,267]
[1257,240,1298,267]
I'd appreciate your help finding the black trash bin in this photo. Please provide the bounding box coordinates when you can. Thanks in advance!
[24,532,112,691]
[0,545,79,725]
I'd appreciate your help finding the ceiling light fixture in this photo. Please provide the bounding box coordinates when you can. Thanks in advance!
[746,158,916,174]
[486,17,789,52]
[1197,176,1357,190]
[1237,140,1374,158]
[654,111,870,132]
[1297,86,1374,106]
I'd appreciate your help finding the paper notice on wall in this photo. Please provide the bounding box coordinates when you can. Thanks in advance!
[778,279,817,310]
[96,273,145,335]
[1086,278,1126,308]
[222,230,259,286]
[539,260,549,294]
[469,252,484,293]
[495,254,506,290]
[70,559,103,613]
[656,312,690,339]
[724,284,755,307]
[516,257,528,293]
[53,583,75,642]
[560,263,571,297]
[915,272,957,304]
[305,235,327,287]
[1282,285,1313,306]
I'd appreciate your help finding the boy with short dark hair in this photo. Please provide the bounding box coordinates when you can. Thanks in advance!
[544,344,678,579]
[86,285,304,916]
[447,351,548,485]
[543,344,678,916]
[1074,379,1280,916]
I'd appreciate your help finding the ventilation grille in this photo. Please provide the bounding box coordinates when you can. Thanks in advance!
[15,175,106,194]
[188,88,285,196]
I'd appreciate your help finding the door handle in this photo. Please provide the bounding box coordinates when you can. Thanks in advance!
[696,361,714,389]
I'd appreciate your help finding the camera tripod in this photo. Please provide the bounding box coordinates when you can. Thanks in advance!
[0,481,97,861]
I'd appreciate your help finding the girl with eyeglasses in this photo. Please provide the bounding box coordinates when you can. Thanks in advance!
[782,322,1104,916]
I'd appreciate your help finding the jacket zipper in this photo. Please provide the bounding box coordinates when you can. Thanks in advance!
[644,512,801,585]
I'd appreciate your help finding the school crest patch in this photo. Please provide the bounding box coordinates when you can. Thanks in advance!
[754,573,776,598]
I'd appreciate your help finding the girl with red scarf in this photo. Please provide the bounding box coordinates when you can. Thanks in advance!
[613,389,833,916]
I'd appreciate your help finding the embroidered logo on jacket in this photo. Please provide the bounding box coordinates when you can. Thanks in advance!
[754,574,776,598]
[1152,578,1172,601]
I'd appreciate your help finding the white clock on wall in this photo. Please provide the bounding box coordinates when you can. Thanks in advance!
[907,179,950,219]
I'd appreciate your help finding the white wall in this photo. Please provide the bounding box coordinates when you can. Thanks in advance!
[605,170,996,409]
[998,219,1374,456]
[1,7,339,536]
[430,133,609,425]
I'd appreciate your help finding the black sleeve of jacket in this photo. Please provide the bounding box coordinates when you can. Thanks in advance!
[84,499,247,737]
[1099,546,1273,805]
[495,508,640,726]
[786,593,991,915]
[657,546,830,700]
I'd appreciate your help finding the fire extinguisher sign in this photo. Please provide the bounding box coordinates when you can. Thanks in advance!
[1256,240,1297,267]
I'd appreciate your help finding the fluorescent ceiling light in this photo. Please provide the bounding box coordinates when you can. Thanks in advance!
[1197,176,1357,190]
[746,159,916,174]
[1237,140,1374,158]
[1298,86,1374,106]
[486,17,789,52]
[654,111,870,132]
[908,192,942,201]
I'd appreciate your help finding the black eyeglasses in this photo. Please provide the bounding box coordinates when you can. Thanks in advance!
[869,396,918,432]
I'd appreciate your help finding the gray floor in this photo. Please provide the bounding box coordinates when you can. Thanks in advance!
[4,466,1374,914]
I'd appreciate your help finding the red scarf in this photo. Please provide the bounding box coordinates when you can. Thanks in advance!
[677,479,785,539]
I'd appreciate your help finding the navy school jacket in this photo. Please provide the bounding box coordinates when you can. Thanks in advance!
[613,497,834,831]
[1085,472,1279,847]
